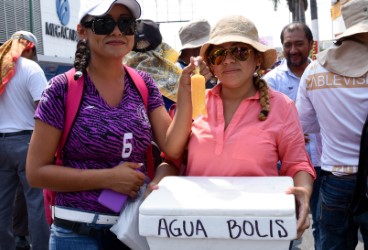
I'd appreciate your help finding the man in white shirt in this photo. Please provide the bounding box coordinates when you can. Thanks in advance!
[296,0,368,248]
[0,30,50,250]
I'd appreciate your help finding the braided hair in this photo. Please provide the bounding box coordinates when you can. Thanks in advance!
[252,49,270,121]
[73,39,90,80]
[253,74,270,121]
[73,17,91,80]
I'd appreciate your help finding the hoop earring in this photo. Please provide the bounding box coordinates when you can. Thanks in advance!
[253,65,261,77]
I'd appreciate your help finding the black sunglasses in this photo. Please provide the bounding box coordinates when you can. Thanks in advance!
[208,46,252,65]
[83,17,136,35]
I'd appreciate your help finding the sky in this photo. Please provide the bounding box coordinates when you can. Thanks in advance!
[136,0,335,50]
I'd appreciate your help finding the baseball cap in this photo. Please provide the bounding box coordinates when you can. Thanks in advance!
[11,30,38,48]
[79,0,141,22]
[133,20,162,52]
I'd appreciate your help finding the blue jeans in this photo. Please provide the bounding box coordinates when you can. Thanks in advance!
[50,223,131,250]
[310,166,321,250]
[0,133,50,250]
[318,171,368,250]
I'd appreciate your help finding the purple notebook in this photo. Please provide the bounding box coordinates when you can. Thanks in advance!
[98,189,128,213]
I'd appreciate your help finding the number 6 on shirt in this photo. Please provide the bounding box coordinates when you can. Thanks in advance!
[122,133,133,158]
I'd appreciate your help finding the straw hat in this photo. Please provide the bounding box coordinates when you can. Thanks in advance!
[336,0,368,41]
[179,19,210,51]
[200,15,277,70]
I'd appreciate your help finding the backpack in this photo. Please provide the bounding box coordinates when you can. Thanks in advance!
[350,114,368,215]
[43,66,159,225]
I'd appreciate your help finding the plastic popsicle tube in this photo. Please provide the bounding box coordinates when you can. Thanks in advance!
[191,62,207,119]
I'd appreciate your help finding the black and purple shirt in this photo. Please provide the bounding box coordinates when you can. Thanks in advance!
[35,70,164,214]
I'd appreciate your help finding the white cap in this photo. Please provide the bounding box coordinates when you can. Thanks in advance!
[79,0,141,22]
[11,30,38,47]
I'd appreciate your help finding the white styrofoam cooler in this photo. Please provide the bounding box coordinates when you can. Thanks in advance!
[139,176,296,250]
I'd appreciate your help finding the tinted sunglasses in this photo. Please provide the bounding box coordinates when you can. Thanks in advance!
[208,46,252,65]
[83,17,136,35]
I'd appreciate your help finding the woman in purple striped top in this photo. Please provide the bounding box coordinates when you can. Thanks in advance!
[25,0,206,249]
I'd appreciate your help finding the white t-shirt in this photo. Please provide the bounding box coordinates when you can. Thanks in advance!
[0,57,47,132]
[265,59,322,167]
[296,60,368,174]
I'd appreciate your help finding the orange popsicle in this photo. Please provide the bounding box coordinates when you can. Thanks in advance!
[191,73,207,119]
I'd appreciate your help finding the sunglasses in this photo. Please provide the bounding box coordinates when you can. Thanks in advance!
[83,17,136,35]
[208,46,252,65]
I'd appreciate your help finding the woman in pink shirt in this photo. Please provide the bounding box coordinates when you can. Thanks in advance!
[150,15,316,240]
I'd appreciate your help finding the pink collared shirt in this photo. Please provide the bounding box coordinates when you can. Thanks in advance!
[186,84,315,179]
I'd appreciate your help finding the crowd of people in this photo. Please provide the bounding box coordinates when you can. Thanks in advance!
[0,0,367,249]
[263,22,322,250]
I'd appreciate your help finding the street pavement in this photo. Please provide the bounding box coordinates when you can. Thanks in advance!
[291,214,365,250]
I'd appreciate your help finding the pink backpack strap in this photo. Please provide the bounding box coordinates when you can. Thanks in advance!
[124,65,148,108]
[45,68,84,225]
[55,68,84,164]
[124,65,155,180]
